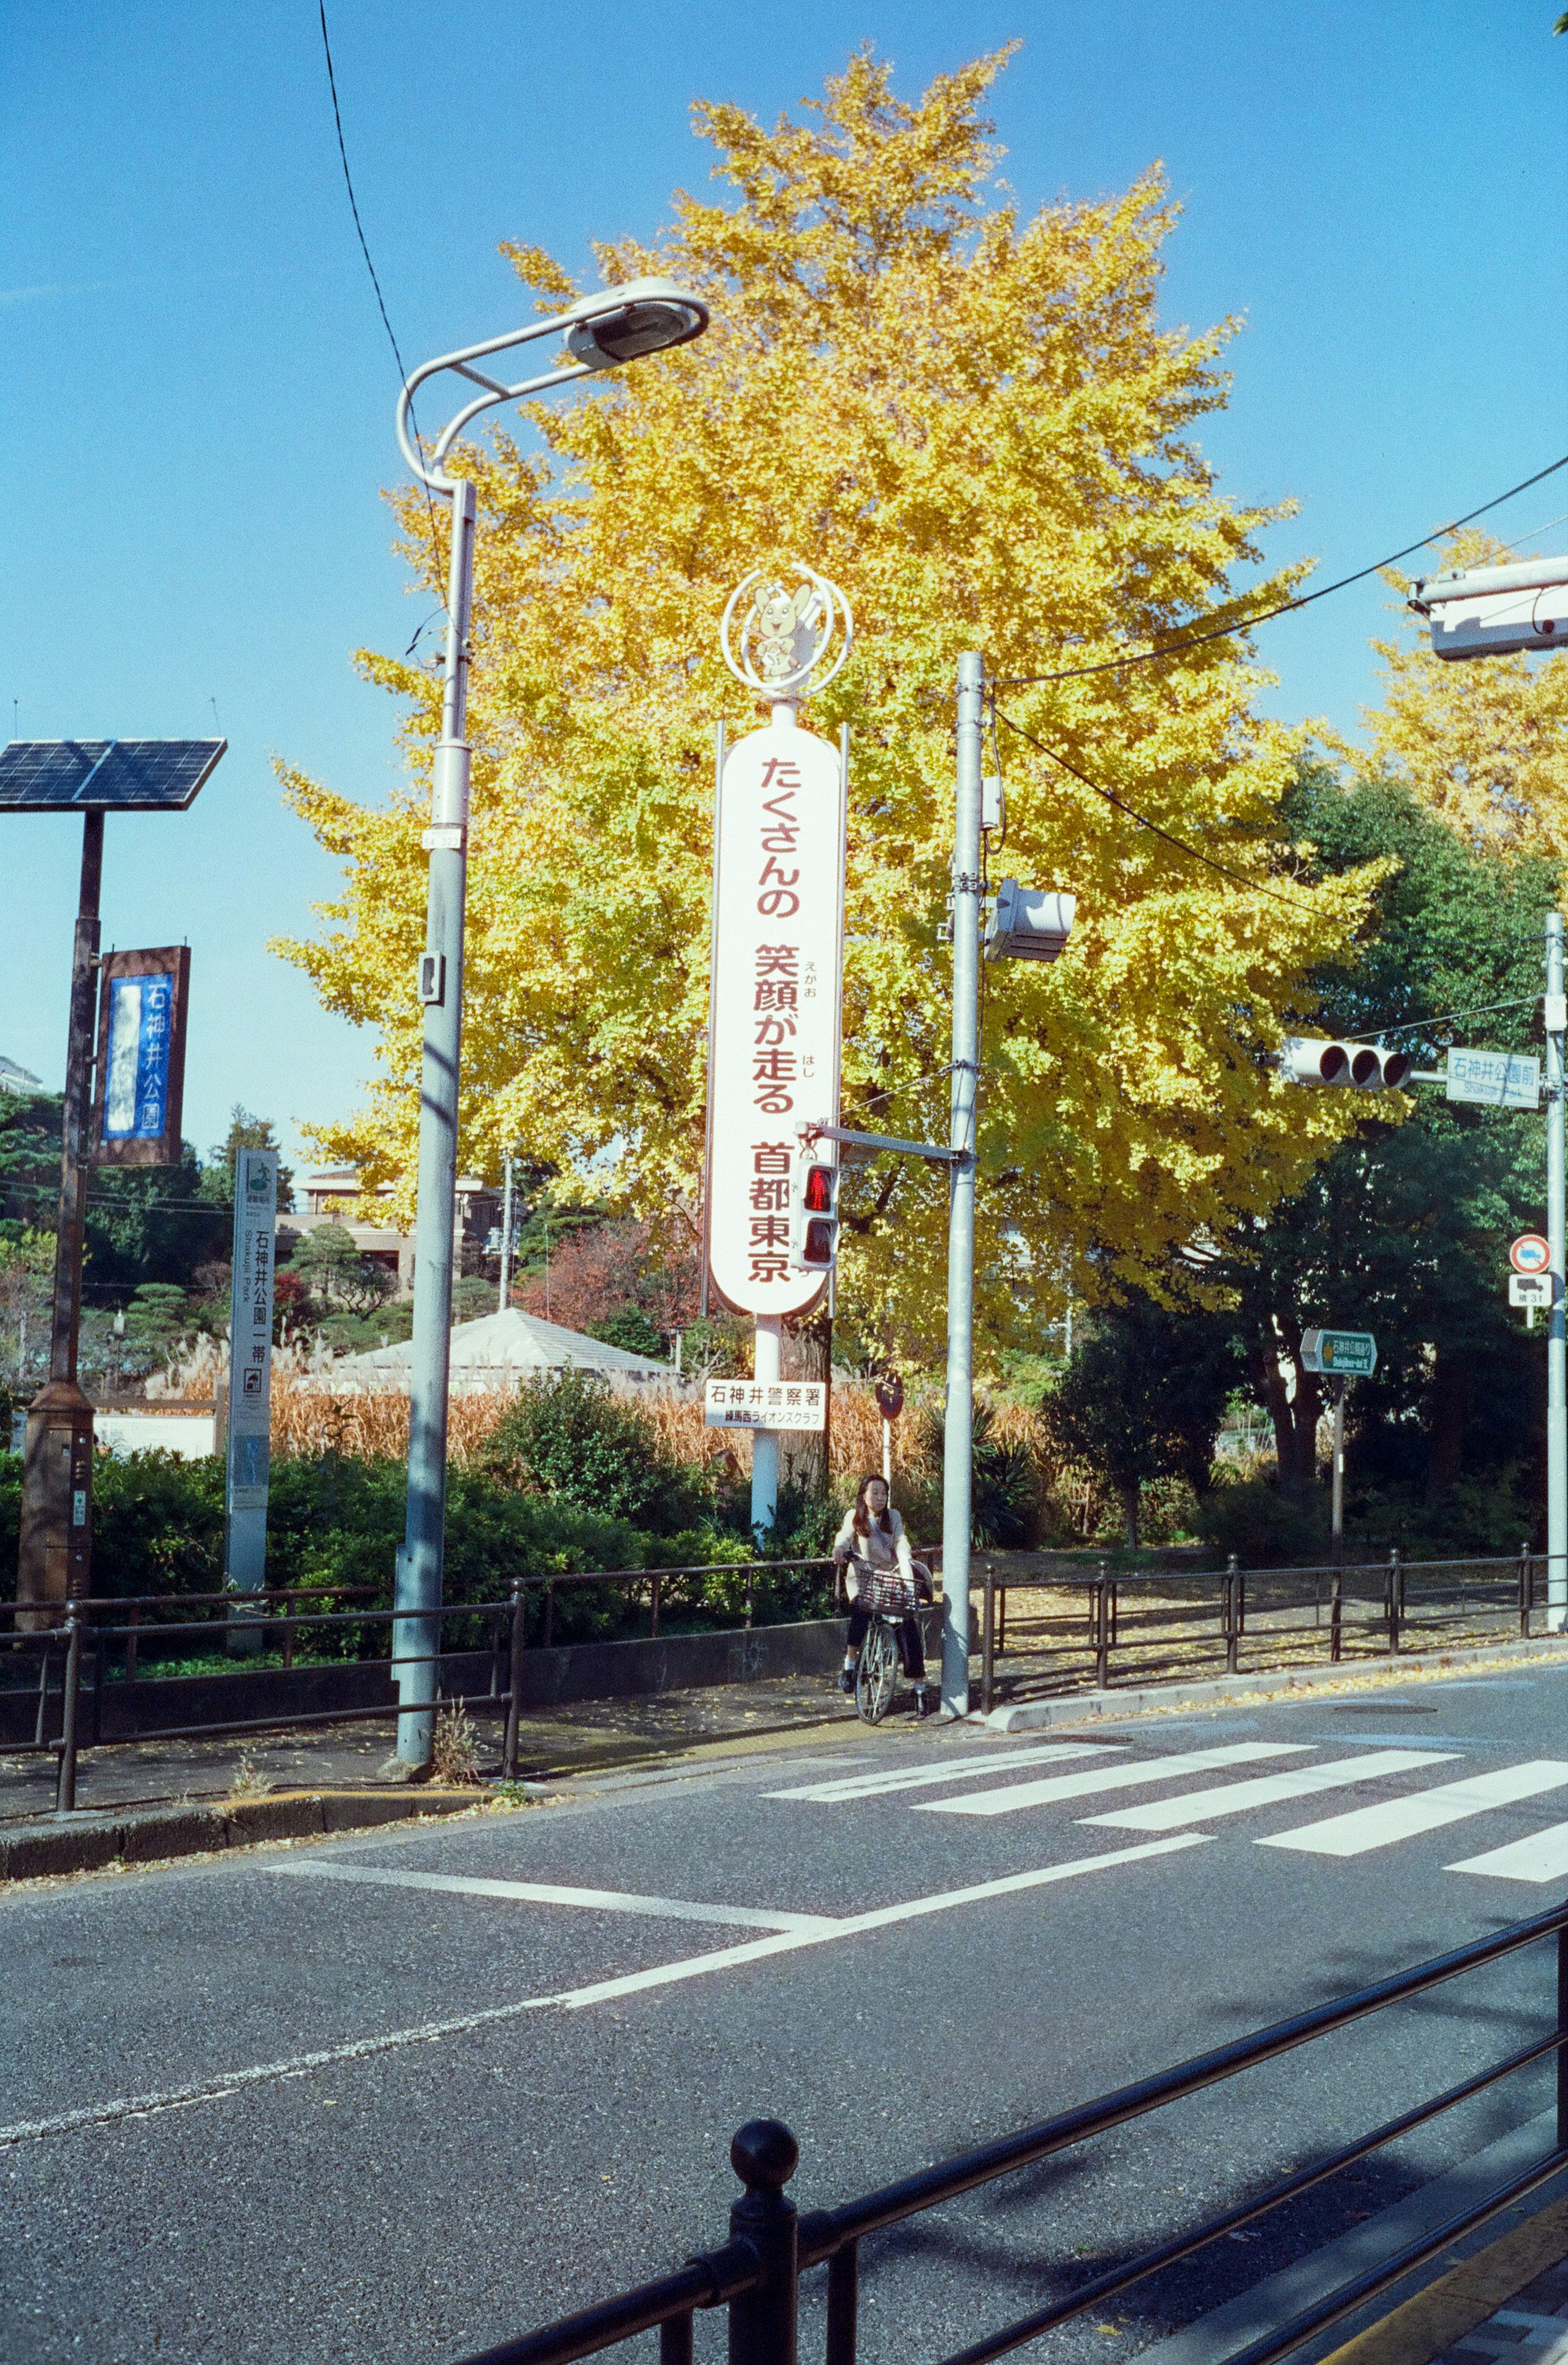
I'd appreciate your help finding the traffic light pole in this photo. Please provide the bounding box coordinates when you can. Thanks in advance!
[1547,912,1566,1631]
[940,652,984,1717]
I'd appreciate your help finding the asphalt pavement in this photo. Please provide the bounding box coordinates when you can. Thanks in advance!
[6,1663,1568,2365]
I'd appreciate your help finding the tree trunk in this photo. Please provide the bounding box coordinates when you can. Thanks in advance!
[1121,1480,1140,1550]
[780,1306,831,1500]
[1252,1315,1323,1504]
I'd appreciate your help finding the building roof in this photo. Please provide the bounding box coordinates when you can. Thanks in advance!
[0,1055,44,1094]
[323,1305,679,1390]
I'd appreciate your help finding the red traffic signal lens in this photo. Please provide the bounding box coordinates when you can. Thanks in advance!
[803,1165,834,1212]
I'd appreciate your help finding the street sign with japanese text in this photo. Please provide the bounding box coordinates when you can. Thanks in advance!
[1300,1328,1377,1377]
[704,720,846,1317]
[225,1148,277,1592]
[1447,1049,1541,1110]
[704,1378,826,1432]
[90,945,190,1166]
[1510,1274,1558,1308]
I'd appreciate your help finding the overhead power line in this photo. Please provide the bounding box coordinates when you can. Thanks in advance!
[1345,995,1539,1045]
[317,1,448,614]
[996,452,1568,690]
[990,706,1303,908]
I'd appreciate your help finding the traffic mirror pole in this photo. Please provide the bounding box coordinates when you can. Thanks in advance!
[1548,911,1566,1632]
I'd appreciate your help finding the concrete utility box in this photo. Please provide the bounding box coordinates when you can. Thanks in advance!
[16,1380,94,1619]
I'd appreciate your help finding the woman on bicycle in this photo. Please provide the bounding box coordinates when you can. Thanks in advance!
[833,1473,934,1717]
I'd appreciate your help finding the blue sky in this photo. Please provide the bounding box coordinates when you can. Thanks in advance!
[2,2,1564,1173]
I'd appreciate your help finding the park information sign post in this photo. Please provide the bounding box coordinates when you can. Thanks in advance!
[1300,1330,1377,1574]
[707,565,851,1537]
[225,1149,277,1629]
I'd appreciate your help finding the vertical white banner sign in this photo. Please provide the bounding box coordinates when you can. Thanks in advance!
[706,719,846,1316]
[225,1147,277,1594]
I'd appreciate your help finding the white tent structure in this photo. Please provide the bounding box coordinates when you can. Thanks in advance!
[321,1306,682,1395]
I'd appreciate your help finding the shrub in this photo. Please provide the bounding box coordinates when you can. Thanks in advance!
[481,1371,711,1536]
[1193,1473,1326,1567]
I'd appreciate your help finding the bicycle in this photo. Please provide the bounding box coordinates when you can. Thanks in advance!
[844,1555,935,1725]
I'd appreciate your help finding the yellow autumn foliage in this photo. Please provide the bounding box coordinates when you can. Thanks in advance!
[276,45,1381,1361]
[1365,528,1568,856]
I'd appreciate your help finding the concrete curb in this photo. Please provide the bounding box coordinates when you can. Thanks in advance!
[1317,2196,1568,2365]
[984,1632,1568,1732]
[0,1787,482,1883]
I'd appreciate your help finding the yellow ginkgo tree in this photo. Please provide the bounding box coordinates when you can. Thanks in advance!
[276,44,1382,1362]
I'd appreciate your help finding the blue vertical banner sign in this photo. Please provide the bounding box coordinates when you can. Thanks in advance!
[225,1148,277,1608]
[91,945,190,1167]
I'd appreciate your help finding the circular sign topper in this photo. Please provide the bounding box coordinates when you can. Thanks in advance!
[1511,1233,1552,1276]
[874,1374,904,1423]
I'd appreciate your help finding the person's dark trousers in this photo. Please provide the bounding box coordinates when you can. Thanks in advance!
[846,1601,926,1679]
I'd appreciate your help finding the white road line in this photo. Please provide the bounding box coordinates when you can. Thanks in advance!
[1258,1762,1568,1859]
[1446,1821,1568,1884]
[267,1862,836,1933]
[0,1835,1204,2146]
[1082,1750,1460,1833]
[766,1743,1114,1803]
[545,1835,1210,2008]
[915,1743,1312,1819]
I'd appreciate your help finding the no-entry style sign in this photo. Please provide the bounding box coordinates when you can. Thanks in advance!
[1512,1233,1552,1276]
[704,718,846,1317]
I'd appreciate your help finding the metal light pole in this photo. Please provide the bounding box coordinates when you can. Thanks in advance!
[1548,911,1566,1630]
[498,1151,516,1314]
[387,278,710,1770]
[940,652,984,1716]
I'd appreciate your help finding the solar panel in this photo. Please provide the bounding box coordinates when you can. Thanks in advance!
[0,739,226,811]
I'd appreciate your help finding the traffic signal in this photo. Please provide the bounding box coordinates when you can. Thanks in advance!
[984,879,1076,963]
[1279,1037,1414,1091]
[789,1156,840,1273]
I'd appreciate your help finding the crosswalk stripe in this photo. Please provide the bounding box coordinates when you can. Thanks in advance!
[1082,1750,1459,1833]
[766,1743,1114,1803]
[1446,1821,1568,1884]
[1258,1761,1568,1859]
[268,1862,838,1933]
[913,1742,1312,1818]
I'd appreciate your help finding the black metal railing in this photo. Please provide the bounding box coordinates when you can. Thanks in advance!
[1,1557,835,1812]
[976,1547,1544,1713]
[452,1897,1568,2365]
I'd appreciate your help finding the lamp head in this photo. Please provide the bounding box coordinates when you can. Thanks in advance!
[564,277,710,370]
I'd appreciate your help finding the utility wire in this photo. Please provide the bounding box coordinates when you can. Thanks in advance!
[853,1062,957,1116]
[317,1,448,615]
[991,706,1303,909]
[1344,995,1540,1044]
[996,452,1568,689]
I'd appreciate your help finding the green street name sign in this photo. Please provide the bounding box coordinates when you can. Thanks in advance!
[1300,1328,1377,1377]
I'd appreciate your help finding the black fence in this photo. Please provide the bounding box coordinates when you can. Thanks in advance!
[453,1897,1568,2365]
[977,1548,1544,1713]
[1,1558,836,1812]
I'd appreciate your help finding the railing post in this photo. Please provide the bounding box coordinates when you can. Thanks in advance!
[745,1570,755,1631]
[726,2120,798,2365]
[543,1579,555,1652]
[125,1600,139,1684]
[651,1571,662,1641]
[503,1578,526,1781]
[281,1589,296,1673]
[1095,1560,1110,1689]
[1522,1541,1535,1640]
[1225,1555,1239,1675]
[825,2240,859,2365]
[54,1605,83,1815]
[1558,1915,1568,2153]
[34,1639,53,1747]
[1330,1556,1343,1664]
[1388,1548,1403,1655]
[91,1621,104,1746]
[981,1565,995,1717]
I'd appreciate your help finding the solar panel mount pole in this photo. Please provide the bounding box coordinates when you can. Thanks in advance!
[18,812,103,1620]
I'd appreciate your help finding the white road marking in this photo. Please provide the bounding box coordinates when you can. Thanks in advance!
[766,1743,1114,1803]
[915,1743,1312,1818]
[267,1862,837,1933]
[1083,1750,1460,1833]
[544,1835,1210,2008]
[0,1834,1205,2146]
[1446,1821,1568,1884]
[1258,1761,1568,1859]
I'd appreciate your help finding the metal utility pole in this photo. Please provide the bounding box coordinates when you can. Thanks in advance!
[387,277,710,1770]
[940,652,984,1717]
[498,1153,515,1313]
[1548,911,1566,1630]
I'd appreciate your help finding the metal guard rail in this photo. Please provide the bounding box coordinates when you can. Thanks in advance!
[455,1896,1568,2365]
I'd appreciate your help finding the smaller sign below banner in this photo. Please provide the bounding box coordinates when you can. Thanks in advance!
[1447,1049,1541,1110]
[1300,1328,1377,1377]
[705,1378,826,1432]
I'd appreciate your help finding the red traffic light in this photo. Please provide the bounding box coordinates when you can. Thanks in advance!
[803,1164,834,1212]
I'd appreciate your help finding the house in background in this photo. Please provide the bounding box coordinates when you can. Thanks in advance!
[279,1167,503,1296]
[0,1056,44,1096]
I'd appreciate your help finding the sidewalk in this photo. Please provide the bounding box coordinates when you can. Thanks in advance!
[1323,2199,1568,2365]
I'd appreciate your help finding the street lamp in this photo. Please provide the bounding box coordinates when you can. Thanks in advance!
[388,276,711,1772]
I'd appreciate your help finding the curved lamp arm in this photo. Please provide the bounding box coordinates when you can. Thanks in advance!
[396,278,709,493]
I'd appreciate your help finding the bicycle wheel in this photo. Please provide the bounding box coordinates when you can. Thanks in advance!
[856,1618,897,1724]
